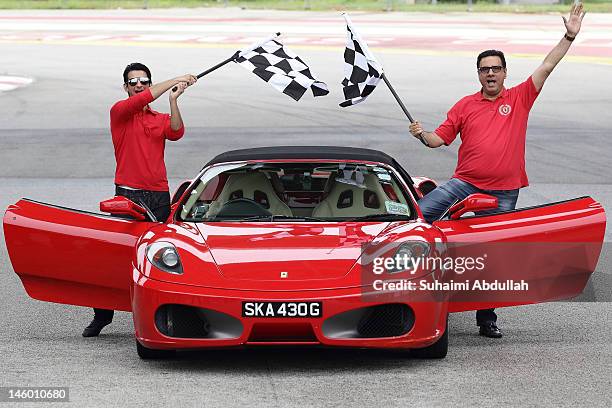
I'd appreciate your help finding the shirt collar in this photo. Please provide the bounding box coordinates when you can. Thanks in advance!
[474,87,508,102]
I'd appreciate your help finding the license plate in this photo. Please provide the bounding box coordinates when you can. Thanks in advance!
[242,302,322,318]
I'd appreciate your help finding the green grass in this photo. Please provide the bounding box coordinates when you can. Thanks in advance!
[1,0,612,13]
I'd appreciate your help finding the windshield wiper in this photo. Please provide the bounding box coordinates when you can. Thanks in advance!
[268,215,327,222]
[207,214,272,222]
[347,213,410,221]
[210,215,327,222]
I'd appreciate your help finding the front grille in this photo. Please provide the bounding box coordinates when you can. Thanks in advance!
[357,304,414,338]
[155,304,242,339]
[322,304,414,339]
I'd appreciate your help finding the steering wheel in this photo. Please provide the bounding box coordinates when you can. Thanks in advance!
[215,198,272,218]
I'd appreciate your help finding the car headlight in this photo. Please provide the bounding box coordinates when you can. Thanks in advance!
[386,241,430,274]
[146,242,183,274]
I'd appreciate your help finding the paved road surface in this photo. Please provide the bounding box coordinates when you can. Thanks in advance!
[0,8,610,407]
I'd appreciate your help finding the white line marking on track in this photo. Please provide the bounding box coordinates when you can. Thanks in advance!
[0,76,34,92]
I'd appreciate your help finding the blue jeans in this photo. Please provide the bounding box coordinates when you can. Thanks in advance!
[418,178,520,325]
[418,178,519,224]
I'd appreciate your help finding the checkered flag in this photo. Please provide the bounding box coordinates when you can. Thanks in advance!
[340,13,384,107]
[235,35,329,101]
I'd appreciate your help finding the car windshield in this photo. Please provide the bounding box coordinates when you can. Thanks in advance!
[180,161,414,222]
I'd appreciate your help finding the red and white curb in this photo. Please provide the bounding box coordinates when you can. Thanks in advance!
[0,75,34,92]
[1,32,611,60]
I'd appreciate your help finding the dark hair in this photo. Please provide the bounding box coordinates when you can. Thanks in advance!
[477,50,506,69]
[122,62,152,83]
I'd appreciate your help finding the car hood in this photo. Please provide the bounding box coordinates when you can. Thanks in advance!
[195,222,390,282]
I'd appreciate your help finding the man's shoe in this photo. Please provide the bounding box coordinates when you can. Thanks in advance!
[82,319,112,337]
[479,321,502,338]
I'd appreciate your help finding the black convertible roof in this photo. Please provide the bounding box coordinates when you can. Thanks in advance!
[205,146,399,167]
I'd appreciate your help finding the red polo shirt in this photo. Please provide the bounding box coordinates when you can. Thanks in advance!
[435,76,540,190]
[110,88,184,191]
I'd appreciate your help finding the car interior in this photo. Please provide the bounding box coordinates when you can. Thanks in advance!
[180,162,414,222]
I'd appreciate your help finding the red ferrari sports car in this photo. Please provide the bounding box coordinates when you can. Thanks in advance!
[3,147,606,359]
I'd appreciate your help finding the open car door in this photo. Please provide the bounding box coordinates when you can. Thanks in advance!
[3,199,156,311]
[433,196,606,313]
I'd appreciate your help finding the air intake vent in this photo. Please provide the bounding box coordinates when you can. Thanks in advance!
[357,304,413,337]
[155,304,242,339]
[322,304,414,339]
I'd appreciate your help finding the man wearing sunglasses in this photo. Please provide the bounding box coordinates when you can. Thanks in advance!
[82,62,197,337]
[408,3,586,338]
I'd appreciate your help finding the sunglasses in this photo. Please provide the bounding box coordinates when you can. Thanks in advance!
[478,66,504,74]
[126,77,151,86]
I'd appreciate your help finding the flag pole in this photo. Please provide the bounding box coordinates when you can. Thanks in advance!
[172,53,236,91]
[381,73,414,123]
[382,74,430,146]
[173,32,281,90]
[194,52,240,80]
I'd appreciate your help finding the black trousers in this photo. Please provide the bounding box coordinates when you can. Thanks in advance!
[114,186,172,222]
[476,309,497,325]
[93,186,171,323]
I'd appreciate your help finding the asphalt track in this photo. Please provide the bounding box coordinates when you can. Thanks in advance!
[0,8,611,407]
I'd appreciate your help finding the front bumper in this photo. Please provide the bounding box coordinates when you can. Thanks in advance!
[131,269,448,351]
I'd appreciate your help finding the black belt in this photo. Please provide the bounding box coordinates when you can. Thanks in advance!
[115,186,158,197]
[116,186,158,196]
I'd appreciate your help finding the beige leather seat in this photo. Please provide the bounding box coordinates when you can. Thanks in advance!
[207,172,292,217]
[312,173,387,218]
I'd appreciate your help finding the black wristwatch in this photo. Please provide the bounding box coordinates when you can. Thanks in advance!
[564,33,576,42]
[417,132,430,147]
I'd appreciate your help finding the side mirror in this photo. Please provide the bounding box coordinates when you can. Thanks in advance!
[448,193,498,220]
[413,178,438,198]
[171,180,191,205]
[100,196,146,221]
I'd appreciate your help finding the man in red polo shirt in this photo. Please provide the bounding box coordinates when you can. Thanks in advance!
[82,62,197,337]
[408,3,585,338]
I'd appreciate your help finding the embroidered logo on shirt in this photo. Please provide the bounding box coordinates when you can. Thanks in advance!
[498,104,512,116]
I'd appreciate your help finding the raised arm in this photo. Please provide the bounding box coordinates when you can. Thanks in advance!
[111,74,197,123]
[168,83,185,132]
[110,89,154,122]
[149,74,197,100]
[532,2,586,92]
